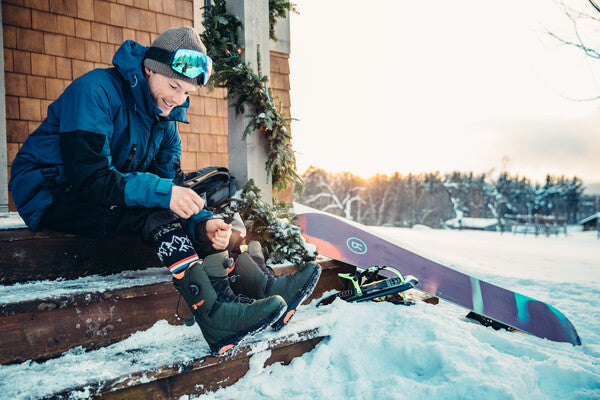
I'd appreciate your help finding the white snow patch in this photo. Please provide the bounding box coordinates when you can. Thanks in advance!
[0,268,170,304]
[0,212,27,230]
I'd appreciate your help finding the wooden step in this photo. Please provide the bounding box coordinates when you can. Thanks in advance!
[0,228,160,284]
[0,259,354,365]
[49,329,326,400]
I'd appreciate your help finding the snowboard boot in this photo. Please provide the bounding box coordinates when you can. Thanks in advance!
[173,251,287,356]
[230,241,322,331]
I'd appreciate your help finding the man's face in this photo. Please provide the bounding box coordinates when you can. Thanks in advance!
[144,67,198,117]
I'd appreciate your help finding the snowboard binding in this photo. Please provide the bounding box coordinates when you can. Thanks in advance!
[317,266,418,307]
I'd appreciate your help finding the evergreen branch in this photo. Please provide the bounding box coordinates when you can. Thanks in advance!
[201,0,303,196]
[224,180,314,264]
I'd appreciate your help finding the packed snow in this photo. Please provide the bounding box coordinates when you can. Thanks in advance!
[0,214,599,399]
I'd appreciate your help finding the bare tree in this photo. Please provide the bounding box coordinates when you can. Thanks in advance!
[300,168,365,220]
[549,1,600,66]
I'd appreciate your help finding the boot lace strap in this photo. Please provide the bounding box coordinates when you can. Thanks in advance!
[175,294,196,326]
[210,275,254,304]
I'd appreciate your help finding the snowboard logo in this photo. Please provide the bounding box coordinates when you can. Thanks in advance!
[346,237,367,254]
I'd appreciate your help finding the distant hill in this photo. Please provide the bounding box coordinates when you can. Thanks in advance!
[585,182,600,195]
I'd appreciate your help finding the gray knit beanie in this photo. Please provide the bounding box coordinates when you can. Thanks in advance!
[143,26,208,86]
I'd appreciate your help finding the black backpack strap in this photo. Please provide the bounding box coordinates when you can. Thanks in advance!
[184,166,229,183]
[183,166,236,208]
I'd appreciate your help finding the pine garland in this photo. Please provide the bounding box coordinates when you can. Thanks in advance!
[201,0,303,195]
[224,180,315,265]
[268,0,296,41]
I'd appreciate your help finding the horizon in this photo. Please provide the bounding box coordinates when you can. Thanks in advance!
[298,164,600,191]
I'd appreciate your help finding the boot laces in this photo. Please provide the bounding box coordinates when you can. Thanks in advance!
[251,255,275,276]
[259,264,275,276]
[209,275,254,304]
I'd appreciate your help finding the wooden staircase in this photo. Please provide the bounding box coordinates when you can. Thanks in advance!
[0,215,354,398]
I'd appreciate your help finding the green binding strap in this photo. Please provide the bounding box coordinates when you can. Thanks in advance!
[338,273,363,296]
[338,267,407,299]
[375,267,404,280]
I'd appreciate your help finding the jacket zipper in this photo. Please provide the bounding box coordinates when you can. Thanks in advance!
[124,144,137,171]
[138,120,159,171]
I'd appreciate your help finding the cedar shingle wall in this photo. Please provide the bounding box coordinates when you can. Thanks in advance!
[270,51,291,121]
[270,50,293,202]
[2,0,292,210]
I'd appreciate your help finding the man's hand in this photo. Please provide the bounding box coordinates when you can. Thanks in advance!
[205,219,232,250]
[170,185,206,219]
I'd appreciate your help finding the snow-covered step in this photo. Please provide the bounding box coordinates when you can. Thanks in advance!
[1,280,177,365]
[0,259,352,365]
[50,328,325,399]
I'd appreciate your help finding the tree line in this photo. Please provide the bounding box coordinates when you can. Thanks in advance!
[295,167,600,228]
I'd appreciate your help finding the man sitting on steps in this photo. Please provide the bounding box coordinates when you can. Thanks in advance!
[8,26,321,356]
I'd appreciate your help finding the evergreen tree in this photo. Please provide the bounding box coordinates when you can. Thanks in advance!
[296,168,595,229]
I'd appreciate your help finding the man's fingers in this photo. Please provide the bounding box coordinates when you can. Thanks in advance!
[210,225,233,250]
[174,207,188,219]
[174,205,192,219]
[194,195,206,210]
[170,186,206,218]
[212,237,228,250]
[182,189,204,212]
[215,219,232,230]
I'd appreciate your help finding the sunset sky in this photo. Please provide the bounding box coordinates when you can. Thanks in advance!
[288,0,600,186]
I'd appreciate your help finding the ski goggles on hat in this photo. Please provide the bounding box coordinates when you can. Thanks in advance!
[145,47,213,86]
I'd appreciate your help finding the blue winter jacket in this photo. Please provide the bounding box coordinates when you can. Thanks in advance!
[9,40,210,230]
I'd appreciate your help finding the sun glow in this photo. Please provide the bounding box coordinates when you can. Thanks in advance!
[289,0,600,185]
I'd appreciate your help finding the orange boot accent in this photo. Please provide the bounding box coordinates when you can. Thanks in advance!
[283,309,296,324]
[226,261,235,274]
[172,261,201,280]
[218,344,235,355]
[192,300,205,310]
[172,271,186,280]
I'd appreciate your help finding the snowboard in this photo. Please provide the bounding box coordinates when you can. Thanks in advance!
[298,212,581,346]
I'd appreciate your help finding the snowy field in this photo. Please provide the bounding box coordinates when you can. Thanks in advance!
[195,224,600,400]
[1,221,599,399]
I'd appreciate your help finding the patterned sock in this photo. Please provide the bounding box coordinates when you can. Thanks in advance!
[150,222,199,277]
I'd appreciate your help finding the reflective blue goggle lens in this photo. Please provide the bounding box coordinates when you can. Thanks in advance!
[171,49,213,86]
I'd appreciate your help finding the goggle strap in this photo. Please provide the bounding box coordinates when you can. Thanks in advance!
[145,47,173,65]
[145,47,211,85]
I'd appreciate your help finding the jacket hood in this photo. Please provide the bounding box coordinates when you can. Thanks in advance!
[112,40,189,123]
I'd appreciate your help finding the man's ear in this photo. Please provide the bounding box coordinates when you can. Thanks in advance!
[143,66,153,76]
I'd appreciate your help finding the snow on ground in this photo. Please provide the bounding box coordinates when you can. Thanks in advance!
[0,212,27,230]
[1,215,599,399]
[195,222,600,400]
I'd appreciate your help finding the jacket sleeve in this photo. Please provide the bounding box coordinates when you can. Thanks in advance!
[57,73,172,209]
[59,129,128,207]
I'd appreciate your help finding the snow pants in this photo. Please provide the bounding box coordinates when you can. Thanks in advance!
[39,184,181,244]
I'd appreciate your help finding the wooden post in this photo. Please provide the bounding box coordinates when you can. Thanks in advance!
[226,0,273,200]
[0,4,9,213]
